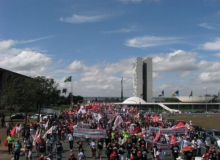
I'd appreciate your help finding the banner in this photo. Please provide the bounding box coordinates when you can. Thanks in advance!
[160,127,186,135]
[73,128,106,138]
[149,127,160,133]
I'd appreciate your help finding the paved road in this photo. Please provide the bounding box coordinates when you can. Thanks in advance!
[17,137,214,160]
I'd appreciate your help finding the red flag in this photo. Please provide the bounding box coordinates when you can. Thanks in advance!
[5,124,17,146]
[153,115,159,122]
[168,134,176,146]
[153,129,161,143]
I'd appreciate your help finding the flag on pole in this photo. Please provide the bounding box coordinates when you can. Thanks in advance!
[189,91,193,98]
[159,90,164,97]
[172,90,179,97]
[64,76,72,82]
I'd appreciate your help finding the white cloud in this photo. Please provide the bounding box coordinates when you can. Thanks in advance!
[152,50,198,74]
[0,39,52,76]
[68,60,87,72]
[203,37,220,50]
[125,36,179,48]
[60,14,109,24]
[103,27,141,34]
[0,39,16,51]
[198,23,215,30]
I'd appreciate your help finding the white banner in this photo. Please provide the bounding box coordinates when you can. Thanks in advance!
[73,128,106,138]
[160,127,186,135]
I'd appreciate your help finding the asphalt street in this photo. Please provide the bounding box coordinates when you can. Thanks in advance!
[17,137,214,160]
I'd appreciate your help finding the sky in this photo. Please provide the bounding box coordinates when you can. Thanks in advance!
[1,0,220,98]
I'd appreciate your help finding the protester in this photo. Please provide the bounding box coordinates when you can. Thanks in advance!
[90,139,97,158]
[55,139,63,159]
[171,142,180,160]
[24,138,33,160]
[13,139,22,160]
[7,133,14,154]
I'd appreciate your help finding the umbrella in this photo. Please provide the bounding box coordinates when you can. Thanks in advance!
[181,146,195,152]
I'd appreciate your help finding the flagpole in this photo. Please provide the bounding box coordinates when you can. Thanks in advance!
[206,90,207,113]
[70,76,73,106]
[192,90,193,115]
[178,89,179,112]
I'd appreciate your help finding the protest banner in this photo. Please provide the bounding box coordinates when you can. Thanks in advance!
[149,126,160,133]
[73,128,106,138]
[160,126,186,135]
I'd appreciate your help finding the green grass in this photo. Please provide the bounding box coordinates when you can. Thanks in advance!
[164,115,220,130]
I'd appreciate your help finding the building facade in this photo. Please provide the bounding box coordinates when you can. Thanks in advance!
[133,57,153,102]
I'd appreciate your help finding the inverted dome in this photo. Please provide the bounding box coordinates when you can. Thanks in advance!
[123,97,147,104]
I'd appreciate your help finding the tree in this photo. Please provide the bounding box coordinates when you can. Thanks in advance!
[62,88,67,97]
[1,77,38,124]
[34,76,60,116]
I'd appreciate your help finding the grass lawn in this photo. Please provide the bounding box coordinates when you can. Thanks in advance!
[165,115,220,130]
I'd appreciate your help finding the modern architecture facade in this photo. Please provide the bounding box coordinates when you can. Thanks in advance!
[133,57,153,102]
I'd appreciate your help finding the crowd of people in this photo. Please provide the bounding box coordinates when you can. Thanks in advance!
[3,104,220,160]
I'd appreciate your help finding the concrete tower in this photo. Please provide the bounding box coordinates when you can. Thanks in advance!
[133,57,153,102]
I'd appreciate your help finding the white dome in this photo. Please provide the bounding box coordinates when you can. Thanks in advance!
[123,97,147,104]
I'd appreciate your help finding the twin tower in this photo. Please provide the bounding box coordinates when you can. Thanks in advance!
[133,57,153,102]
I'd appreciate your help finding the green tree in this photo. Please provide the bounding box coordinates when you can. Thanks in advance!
[62,88,67,97]
[1,77,38,124]
[34,76,60,116]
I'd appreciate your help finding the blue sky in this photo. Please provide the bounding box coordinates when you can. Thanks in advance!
[1,0,220,97]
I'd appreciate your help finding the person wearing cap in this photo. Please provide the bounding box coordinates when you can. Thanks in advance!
[150,142,157,160]
[171,142,180,160]
[13,139,22,160]
[156,147,164,160]
[138,136,146,150]
[131,143,138,158]
[97,138,103,158]
[68,153,77,160]
[140,144,148,160]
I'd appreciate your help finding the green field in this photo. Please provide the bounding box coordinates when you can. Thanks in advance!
[165,115,220,130]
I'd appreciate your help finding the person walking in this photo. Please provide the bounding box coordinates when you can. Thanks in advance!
[13,139,22,160]
[90,139,97,159]
[24,138,33,160]
[171,142,180,160]
[7,133,14,154]
[67,131,74,151]
[55,139,63,160]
